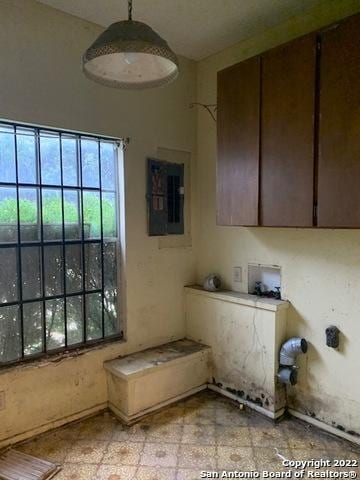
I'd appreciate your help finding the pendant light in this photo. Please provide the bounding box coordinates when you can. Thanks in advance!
[82,0,179,89]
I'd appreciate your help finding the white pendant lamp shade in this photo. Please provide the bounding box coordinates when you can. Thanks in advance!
[83,6,179,89]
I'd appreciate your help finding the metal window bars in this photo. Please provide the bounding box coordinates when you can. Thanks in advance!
[0,121,123,367]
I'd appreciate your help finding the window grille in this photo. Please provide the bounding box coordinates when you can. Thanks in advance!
[0,121,123,366]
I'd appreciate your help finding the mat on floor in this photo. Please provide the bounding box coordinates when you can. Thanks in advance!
[0,449,61,480]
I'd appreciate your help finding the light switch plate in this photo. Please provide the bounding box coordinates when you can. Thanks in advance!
[233,266,243,283]
[0,391,5,411]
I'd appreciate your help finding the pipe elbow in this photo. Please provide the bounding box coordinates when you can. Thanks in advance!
[278,367,298,385]
[279,337,308,367]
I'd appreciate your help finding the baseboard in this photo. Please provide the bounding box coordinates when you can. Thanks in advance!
[109,384,207,425]
[208,385,359,445]
[3,386,358,449]
[288,409,360,446]
[208,384,285,420]
[0,402,108,449]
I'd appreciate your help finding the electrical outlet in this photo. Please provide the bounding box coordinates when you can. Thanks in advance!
[233,266,243,283]
[0,391,5,411]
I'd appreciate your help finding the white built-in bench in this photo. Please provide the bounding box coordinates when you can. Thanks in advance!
[104,339,211,424]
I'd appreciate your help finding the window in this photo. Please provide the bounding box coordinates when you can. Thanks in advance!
[147,158,184,236]
[0,121,123,366]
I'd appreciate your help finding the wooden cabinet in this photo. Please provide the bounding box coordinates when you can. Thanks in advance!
[317,14,360,227]
[217,57,260,226]
[260,34,316,227]
[216,13,360,228]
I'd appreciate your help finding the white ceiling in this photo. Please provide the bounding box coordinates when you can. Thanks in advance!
[38,0,325,60]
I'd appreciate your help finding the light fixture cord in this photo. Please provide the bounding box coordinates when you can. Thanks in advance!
[128,0,133,20]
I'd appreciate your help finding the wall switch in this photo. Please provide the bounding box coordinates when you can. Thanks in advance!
[233,266,243,283]
[0,391,5,411]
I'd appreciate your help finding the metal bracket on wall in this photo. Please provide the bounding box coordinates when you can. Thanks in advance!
[190,103,217,123]
[121,137,130,151]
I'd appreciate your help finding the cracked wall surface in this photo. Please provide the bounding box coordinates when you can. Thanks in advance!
[185,288,288,416]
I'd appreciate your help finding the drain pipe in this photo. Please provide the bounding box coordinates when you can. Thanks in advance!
[278,337,308,385]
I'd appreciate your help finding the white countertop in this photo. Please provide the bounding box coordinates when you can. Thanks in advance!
[185,285,289,312]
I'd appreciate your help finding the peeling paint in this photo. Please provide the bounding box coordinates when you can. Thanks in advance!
[186,288,288,415]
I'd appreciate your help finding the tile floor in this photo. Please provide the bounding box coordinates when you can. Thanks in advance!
[13,390,360,480]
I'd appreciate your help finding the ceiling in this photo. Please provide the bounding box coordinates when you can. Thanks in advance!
[38,0,325,60]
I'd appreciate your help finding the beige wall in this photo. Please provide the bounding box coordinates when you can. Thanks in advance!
[195,0,360,436]
[2,0,360,447]
[0,0,197,445]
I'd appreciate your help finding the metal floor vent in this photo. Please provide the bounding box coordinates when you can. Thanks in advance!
[0,449,61,480]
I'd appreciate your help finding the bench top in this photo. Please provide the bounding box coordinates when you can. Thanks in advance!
[104,339,210,379]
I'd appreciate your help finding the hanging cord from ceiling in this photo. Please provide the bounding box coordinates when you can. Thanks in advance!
[190,102,217,123]
[128,0,133,20]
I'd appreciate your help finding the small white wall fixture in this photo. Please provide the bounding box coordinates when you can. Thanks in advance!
[248,263,281,296]
[185,286,289,418]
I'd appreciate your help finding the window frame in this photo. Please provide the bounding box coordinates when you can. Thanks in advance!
[0,119,125,369]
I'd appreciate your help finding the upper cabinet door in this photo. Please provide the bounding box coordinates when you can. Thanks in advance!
[318,14,360,227]
[217,57,260,226]
[260,34,316,227]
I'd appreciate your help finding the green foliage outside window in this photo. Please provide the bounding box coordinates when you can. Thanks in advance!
[0,125,120,365]
[0,196,116,238]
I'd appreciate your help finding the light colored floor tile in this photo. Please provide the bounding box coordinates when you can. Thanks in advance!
[136,466,176,479]
[254,447,292,471]
[182,425,216,445]
[147,423,183,443]
[250,426,289,448]
[102,441,143,465]
[216,409,249,427]
[177,445,217,469]
[183,408,216,426]
[140,442,179,468]
[64,440,108,464]
[282,421,327,450]
[217,446,256,470]
[96,464,137,480]
[112,423,148,443]
[216,426,252,447]
[54,463,99,480]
